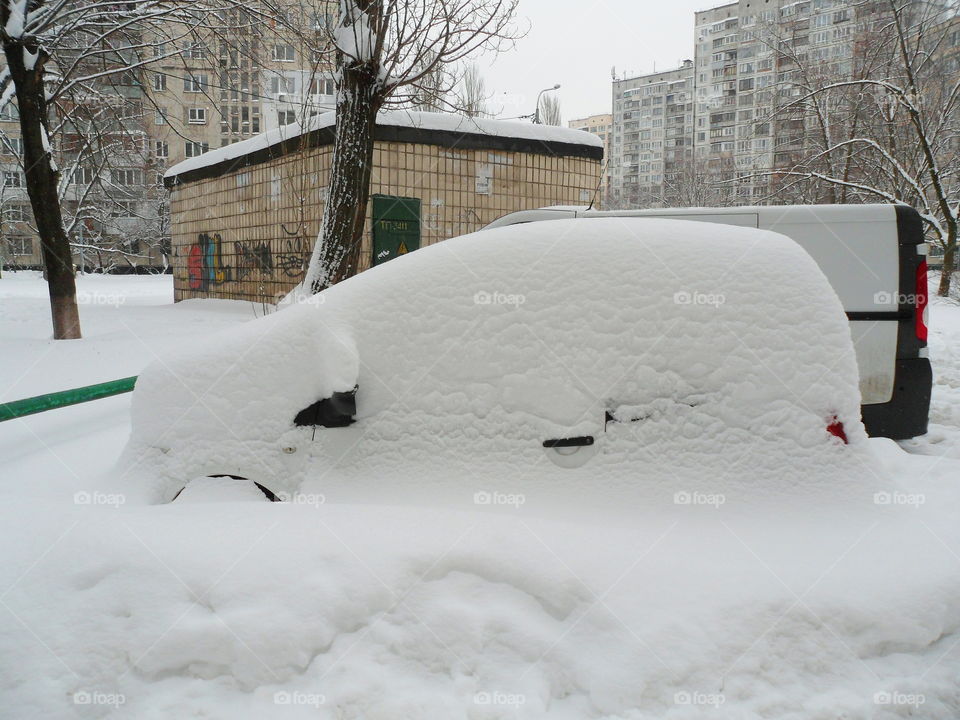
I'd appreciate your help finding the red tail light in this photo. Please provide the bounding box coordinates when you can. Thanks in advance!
[916,260,928,342]
[827,416,848,444]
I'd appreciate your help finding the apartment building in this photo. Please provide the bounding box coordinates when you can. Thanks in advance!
[609,60,694,209]
[608,0,864,207]
[0,106,33,266]
[0,1,336,272]
[568,113,612,205]
[147,3,337,170]
[700,0,860,200]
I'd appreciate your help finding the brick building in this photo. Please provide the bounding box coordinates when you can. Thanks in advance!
[164,111,603,303]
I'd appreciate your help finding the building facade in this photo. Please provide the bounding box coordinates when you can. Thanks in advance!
[609,61,694,209]
[164,112,603,303]
[608,0,865,208]
[567,113,612,206]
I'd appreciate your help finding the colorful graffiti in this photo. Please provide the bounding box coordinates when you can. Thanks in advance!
[188,233,230,290]
[187,234,309,290]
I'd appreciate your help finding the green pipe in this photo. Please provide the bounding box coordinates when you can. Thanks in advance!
[0,376,138,423]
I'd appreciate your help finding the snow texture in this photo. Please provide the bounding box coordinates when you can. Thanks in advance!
[3,270,960,718]
[334,0,375,62]
[164,110,604,180]
[4,0,26,39]
[123,218,873,508]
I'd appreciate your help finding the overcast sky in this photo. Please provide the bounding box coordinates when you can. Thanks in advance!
[479,0,719,123]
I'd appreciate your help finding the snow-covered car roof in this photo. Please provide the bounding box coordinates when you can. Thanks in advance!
[124,218,870,505]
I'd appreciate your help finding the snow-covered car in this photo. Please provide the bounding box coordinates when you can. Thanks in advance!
[123,218,872,505]
[486,204,931,440]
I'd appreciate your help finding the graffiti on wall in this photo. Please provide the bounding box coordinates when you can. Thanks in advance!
[186,233,310,290]
[187,233,230,290]
[275,237,309,277]
[236,240,273,281]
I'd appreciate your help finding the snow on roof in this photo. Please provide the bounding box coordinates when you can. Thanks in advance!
[165,110,604,180]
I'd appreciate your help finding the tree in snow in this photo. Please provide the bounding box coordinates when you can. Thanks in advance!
[304,0,521,293]
[0,0,291,337]
[756,0,960,295]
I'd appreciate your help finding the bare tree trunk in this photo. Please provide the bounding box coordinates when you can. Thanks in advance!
[307,66,382,293]
[939,229,956,297]
[4,43,80,338]
[306,0,385,294]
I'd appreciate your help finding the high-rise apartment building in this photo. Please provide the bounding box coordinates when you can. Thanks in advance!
[0,2,336,271]
[608,0,864,207]
[609,60,694,208]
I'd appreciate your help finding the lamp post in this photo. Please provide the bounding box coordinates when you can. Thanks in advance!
[533,84,560,124]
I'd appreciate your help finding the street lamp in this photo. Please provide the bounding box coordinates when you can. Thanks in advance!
[533,84,561,124]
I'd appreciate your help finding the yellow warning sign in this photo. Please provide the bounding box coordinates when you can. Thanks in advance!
[397,240,409,255]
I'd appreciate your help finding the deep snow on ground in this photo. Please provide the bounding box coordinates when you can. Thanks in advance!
[1,269,959,719]
[0,272,255,497]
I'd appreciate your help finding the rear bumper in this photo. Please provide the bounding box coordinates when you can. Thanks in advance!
[861,357,931,439]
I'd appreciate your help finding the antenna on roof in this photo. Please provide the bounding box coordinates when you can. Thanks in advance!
[610,66,616,80]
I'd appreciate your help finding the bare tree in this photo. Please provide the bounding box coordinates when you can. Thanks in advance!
[459,61,487,117]
[537,93,561,126]
[304,0,521,293]
[757,0,960,295]
[0,0,289,337]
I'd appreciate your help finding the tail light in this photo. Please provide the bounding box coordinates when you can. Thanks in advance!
[916,260,928,342]
[827,416,848,444]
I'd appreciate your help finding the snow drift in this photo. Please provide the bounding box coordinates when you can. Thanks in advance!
[5,264,960,719]
[122,218,872,507]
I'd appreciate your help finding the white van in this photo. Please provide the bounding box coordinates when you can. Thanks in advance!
[484,204,931,440]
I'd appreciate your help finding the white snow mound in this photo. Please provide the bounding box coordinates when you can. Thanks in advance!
[122,218,874,507]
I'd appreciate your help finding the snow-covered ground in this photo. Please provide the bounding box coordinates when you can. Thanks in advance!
[1,270,959,719]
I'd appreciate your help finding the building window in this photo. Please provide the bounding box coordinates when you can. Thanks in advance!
[153,73,166,91]
[269,75,296,95]
[154,109,167,125]
[3,170,22,187]
[111,169,142,186]
[272,43,295,62]
[185,141,209,158]
[108,200,137,218]
[310,77,335,95]
[0,135,22,155]
[6,236,31,255]
[185,74,208,93]
[184,42,206,60]
[0,104,18,121]
[187,107,207,124]
[71,167,94,185]
[277,110,297,126]
[5,204,28,222]
[155,141,168,158]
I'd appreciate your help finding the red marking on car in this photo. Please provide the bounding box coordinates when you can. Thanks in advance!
[827,416,848,444]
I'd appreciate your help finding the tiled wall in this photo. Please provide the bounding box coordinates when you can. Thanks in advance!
[171,140,601,302]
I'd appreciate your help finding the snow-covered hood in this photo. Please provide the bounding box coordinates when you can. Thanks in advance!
[122,218,872,506]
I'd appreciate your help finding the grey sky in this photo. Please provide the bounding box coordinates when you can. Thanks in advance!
[480,0,719,122]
